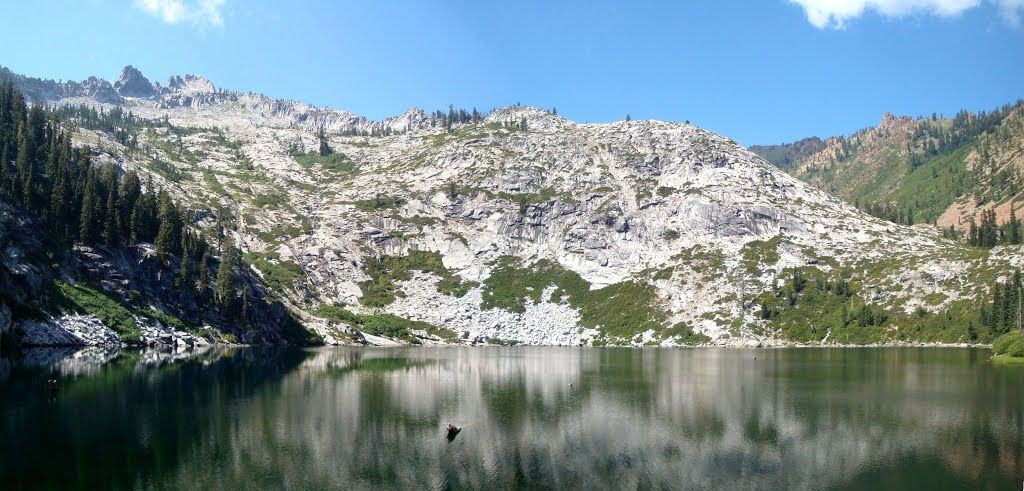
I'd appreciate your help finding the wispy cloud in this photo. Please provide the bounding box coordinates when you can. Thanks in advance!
[789,0,1024,28]
[134,0,227,28]
[997,0,1024,25]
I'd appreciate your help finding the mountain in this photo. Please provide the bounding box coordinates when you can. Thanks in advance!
[748,137,826,172]
[751,103,1024,231]
[2,65,1020,348]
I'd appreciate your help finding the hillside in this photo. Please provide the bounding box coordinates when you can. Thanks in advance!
[751,103,1024,232]
[3,65,1021,347]
[748,137,826,172]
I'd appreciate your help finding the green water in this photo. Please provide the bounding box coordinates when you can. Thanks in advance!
[1,347,1022,489]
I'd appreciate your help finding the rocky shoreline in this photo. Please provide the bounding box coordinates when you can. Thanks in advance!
[16,313,219,348]
[7,306,991,350]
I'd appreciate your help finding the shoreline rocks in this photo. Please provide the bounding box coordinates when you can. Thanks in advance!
[17,314,217,348]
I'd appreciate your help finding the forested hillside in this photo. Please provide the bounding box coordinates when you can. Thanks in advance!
[752,102,1024,235]
[0,80,319,348]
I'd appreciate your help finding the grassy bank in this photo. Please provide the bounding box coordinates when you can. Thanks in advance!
[992,354,1024,365]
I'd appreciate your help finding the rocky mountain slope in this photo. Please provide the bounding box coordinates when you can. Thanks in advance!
[4,65,1020,347]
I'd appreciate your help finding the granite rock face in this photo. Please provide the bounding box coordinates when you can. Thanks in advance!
[21,314,120,346]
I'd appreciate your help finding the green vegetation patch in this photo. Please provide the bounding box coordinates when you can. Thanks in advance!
[353,194,407,212]
[253,192,286,209]
[481,256,669,343]
[653,267,674,281]
[202,171,230,197]
[358,250,478,307]
[657,321,711,345]
[312,304,456,343]
[140,307,192,332]
[672,245,726,276]
[992,354,1024,365]
[761,265,987,345]
[741,235,782,275]
[496,187,580,211]
[53,281,142,342]
[243,251,306,298]
[290,149,357,175]
[148,158,186,182]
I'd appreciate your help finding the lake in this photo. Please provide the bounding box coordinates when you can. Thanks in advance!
[1,347,1022,489]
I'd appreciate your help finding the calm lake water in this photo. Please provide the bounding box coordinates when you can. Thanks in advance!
[1,347,1022,490]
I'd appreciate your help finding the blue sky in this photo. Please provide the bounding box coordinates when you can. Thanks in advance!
[0,0,1022,145]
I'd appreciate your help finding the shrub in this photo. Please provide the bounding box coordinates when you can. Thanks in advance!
[993,331,1024,357]
[290,149,357,174]
[243,252,305,297]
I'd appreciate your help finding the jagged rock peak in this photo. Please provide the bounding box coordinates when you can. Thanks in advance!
[165,74,216,95]
[880,112,914,130]
[114,65,155,98]
[384,107,430,131]
[485,105,572,131]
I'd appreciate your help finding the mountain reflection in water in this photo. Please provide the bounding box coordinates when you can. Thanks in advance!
[1,347,1021,489]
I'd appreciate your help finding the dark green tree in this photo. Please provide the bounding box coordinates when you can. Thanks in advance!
[1008,205,1021,245]
[118,170,141,242]
[101,164,120,247]
[197,251,210,304]
[79,170,101,243]
[215,236,238,315]
[317,126,332,156]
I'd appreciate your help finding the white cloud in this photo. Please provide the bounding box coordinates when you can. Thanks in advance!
[789,0,1024,28]
[135,0,226,27]
[996,0,1024,25]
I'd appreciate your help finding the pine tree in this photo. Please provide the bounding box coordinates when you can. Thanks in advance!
[992,282,1004,333]
[118,170,141,242]
[1015,270,1023,332]
[317,126,332,156]
[45,130,60,195]
[79,170,101,243]
[154,190,181,259]
[131,179,158,244]
[241,285,251,323]
[179,252,193,292]
[15,123,33,210]
[48,135,71,242]
[1009,205,1021,245]
[215,236,238,316]
[101,164,120,247]
[197,252,210,304]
